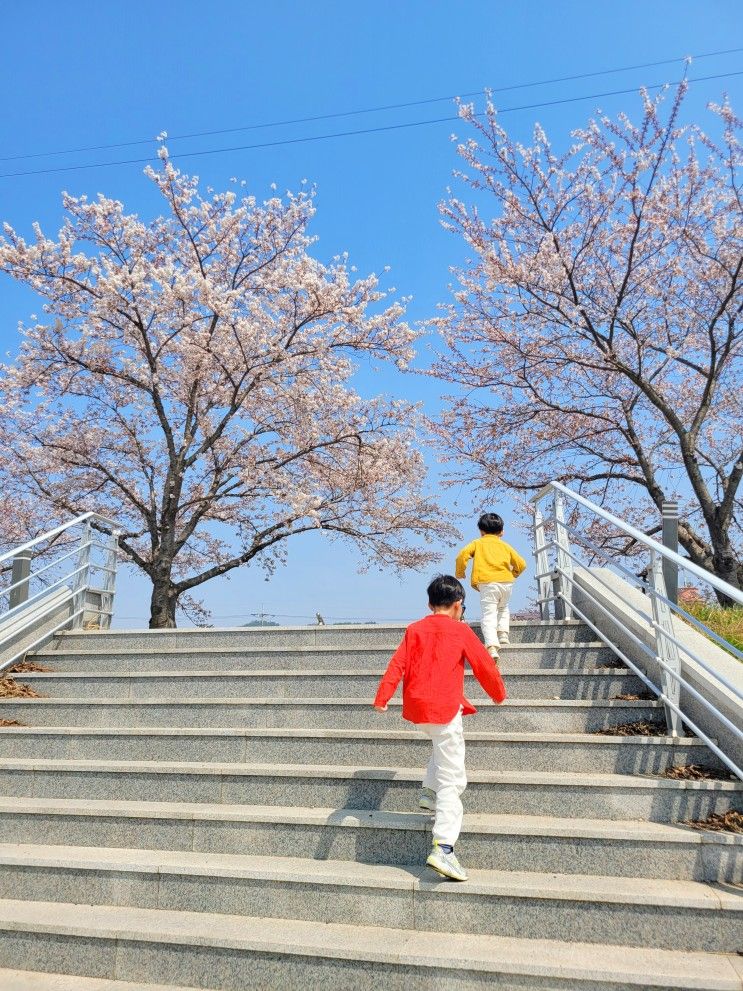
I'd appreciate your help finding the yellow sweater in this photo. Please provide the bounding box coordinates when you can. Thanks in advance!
[455,534,527,589]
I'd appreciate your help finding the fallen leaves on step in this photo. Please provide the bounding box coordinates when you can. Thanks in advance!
[611,692,655,701]
[685,811,743,834]
[662,764,734,781]
[593,720,667,736]
[0,719,25,726]
[7,659,53,673]
[0,677,42,698]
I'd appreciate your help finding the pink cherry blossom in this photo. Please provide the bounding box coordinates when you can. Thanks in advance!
[434,86,742,595]
[0,147,453,627]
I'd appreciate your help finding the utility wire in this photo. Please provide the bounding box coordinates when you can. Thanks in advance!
[1,67,740,181]
[0,47,741,166]
[2,46,741,165]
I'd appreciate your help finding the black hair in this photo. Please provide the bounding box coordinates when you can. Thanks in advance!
[427,574,465,607]
[478,512,504,535]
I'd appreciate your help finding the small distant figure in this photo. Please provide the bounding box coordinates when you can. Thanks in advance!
[315,612,326,626]
[373,575,506,882]
[455,512,527,661]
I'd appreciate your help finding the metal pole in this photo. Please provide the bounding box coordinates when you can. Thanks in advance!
[98,530,120,630]
[72,522,93,629]
[649,551,682,736]
[9,551,32,609]
[662,501,679,606]
[533,505,552,620]
[553,492,574,620]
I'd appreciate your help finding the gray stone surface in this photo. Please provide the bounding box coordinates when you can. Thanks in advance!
[1,797,739,881]
[37,642,615,673]
[1,760,737,822]
[0,932,116,980]
[0,697,664,730]
[0,968,202,990]
[20,668,643,701]
[0,899,741,991]
[51,619,597,653]
[3,616,742,988]
[0,726,719,774]
[0,846,739,952]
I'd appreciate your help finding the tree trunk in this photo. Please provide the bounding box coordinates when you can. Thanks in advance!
[149,561,179,628]
[679,520,742,606]
[710,534,743,606]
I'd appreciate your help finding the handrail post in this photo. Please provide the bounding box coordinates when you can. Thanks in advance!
[72,521,93,630]
[649,551,682,736]
[662,501,679,607]
[9,551,32,609]
[553,491,574,620]
[532,504,552,620]
[99,530,120,630]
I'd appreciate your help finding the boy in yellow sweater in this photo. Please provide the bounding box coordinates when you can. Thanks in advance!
[455,513,527,660]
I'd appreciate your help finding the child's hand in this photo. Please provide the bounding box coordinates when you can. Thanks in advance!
[373,704,388,712]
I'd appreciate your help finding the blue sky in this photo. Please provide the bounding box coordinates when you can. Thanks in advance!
[1,2,741,627]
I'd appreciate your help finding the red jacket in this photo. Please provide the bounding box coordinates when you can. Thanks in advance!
[373,614,507,724]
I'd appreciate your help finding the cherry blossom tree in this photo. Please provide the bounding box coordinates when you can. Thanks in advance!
[434,84,743,596]
[0,147,452,627]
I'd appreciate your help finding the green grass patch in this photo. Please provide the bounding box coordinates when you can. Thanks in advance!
[684,602,743,657]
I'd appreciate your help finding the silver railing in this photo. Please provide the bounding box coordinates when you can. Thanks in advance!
[531,482,743,781]
[0,512,120,674]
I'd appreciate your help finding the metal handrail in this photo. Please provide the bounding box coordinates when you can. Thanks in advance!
[566,593,742,779]
[0,512,121,671]
[0,512,119,568]
[531,481,743,781]
[556,565,743,741]
[1,548,88,602]
[531,481,743,605]
[555,542,743,695]
[551,526,743,661]
[0,566,88,641]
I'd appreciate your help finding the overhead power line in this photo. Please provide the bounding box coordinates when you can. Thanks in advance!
[0,67,741,181]
[1,45,741,165]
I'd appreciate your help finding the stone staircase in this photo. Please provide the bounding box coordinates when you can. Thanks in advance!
[0,619,741,991]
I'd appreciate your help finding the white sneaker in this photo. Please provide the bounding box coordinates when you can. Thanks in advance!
[498,633,510,647]
[419,787,436,811]
[426,842,468,881]
[486,644,500,661]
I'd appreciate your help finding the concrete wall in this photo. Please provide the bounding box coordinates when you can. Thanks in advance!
[571,567,743,772]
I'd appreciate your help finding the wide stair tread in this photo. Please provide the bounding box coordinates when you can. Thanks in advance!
[0,756,739,790]
[0,794,735,840]
[2,841,739,910]
[0,970,198,991]
[1,898,742,990]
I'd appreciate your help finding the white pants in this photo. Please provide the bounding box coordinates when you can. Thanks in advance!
[478,581,513,647]
[419,708,466,846]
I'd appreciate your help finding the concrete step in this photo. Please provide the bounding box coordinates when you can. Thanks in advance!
[52,619,597,653]
[0,970,199,991]
[0,696,663,731]
[0,797,739,881]
[1,844,740,953]
[19,668,643,701]
[0,727,719,774]
[36,641,616,672]
[1,898,741,990]
[1,759,738,822]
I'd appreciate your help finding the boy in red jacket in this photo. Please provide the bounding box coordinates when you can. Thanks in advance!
[373,575,506,881]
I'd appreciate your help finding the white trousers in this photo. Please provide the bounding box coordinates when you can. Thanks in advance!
[419,708,466,846]
[478,581,514,647]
